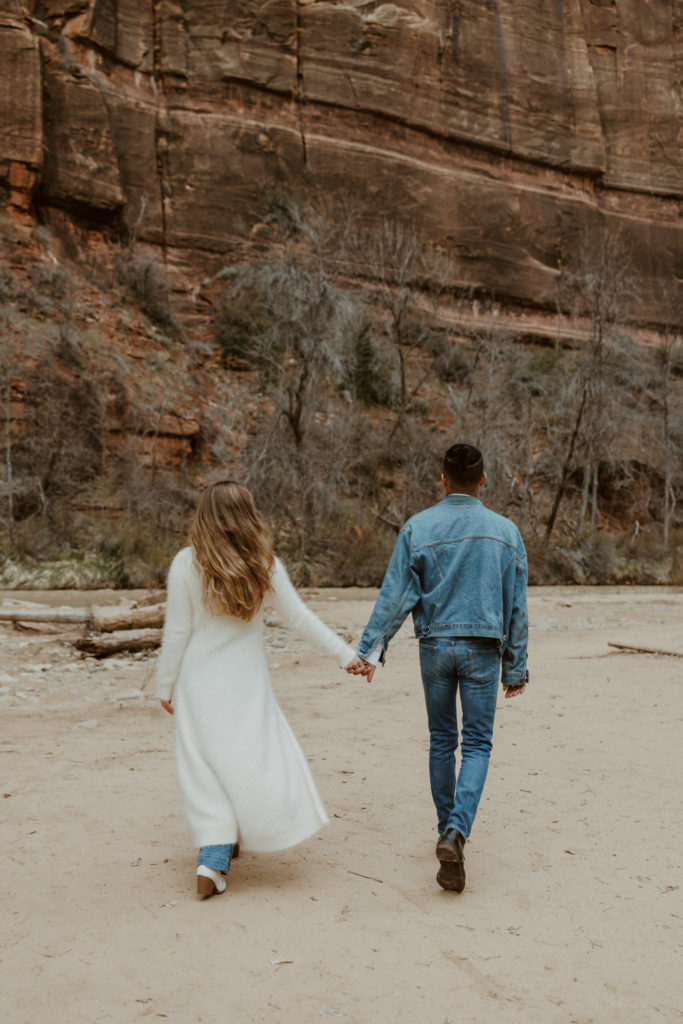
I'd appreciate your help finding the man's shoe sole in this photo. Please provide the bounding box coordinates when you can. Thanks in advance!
[435,836,466,892]
[436,860,466,892]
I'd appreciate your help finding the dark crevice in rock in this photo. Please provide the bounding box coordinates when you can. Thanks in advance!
[295,0,308,167]
[151,0,168,257]
[486,0,512,151]
[153,115,169,258]
[445,1,460,55]
[181,0,191,77]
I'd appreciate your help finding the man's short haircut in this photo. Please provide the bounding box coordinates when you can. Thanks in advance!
[443,444,484,487]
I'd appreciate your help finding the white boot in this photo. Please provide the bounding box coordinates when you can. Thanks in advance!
[196,864,227,897]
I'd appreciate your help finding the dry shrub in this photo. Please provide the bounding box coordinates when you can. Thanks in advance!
[524,538,580,585]
[323,519,395,587]
[100,453,197,586]
[116,253,184,340]
[11,358,106,542]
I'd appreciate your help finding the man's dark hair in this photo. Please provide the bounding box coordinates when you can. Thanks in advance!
[443,444,484,488]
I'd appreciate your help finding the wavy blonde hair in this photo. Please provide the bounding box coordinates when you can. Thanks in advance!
[190,480,275,620]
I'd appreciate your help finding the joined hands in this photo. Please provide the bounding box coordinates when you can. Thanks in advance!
[346,656,376,683]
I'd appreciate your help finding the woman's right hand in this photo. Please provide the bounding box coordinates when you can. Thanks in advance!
[160,699,174,715]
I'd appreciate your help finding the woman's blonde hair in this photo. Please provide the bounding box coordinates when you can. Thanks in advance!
[190,480,275,620]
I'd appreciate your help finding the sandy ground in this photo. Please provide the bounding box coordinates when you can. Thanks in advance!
[1,585,682,1024]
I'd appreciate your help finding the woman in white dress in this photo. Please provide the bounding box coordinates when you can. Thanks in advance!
[156,480,365,897]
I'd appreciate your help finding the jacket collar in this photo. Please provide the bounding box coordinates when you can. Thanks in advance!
[441,494,483,506]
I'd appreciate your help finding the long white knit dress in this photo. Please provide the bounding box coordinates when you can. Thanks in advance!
[156,547,356,852]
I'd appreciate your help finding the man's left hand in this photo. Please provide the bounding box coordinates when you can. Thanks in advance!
[502,683,526,699]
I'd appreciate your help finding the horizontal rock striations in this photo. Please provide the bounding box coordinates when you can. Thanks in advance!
[2,0,682,326]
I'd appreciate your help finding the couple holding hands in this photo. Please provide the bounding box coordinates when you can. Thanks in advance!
[156,445,528,897]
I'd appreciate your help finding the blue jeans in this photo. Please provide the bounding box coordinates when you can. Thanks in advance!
[197,844,234,874]
[419,637,501,839]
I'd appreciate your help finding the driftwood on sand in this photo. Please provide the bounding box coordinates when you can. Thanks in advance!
[92,605,165,632]
[0,604,165,632]
[0,607,91,624]
[72,629,163,657]
[0,602,167,657]
[608,641,683,658]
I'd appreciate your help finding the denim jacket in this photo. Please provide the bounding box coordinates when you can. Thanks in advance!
[357,494,529,686]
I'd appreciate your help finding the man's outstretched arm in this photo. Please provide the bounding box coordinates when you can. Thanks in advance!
[355,527,421,665]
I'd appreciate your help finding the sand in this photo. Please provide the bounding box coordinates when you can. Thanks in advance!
[2,585,682,1024]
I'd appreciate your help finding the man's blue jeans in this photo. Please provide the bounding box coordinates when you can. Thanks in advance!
[419,637,501,839]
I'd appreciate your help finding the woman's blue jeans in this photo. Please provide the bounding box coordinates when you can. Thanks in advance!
[419,637,501,839]
[197,844,234,874]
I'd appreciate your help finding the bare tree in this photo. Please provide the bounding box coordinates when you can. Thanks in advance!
[344,220,471,533]
[12,358,106,537]
[213,209,365,564]
[658,337,681,547]
[650,283,683,546]
[0,347,16,548]
[545,226,640,540]
[445,319,556,531]
[353,221,456,419]
[217,255,354,449]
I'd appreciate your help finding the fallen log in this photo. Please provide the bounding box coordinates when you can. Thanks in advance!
[0,607,91,624]
[94,605,165,632]
[133,591,166,609]
[0,604,165,632]
[72,628,163,658]
[607,642,683,658]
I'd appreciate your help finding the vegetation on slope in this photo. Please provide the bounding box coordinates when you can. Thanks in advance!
[1,202,682,588]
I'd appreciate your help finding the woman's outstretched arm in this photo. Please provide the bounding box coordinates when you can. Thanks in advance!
[268,557,357,668]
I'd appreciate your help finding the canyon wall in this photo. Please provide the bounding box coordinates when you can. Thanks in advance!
[2,0,683,326]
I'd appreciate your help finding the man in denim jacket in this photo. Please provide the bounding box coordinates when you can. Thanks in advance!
[353,444,528,892]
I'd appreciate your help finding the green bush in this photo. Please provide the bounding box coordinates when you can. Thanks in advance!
[213,296,271,363]
[347,324,394,406]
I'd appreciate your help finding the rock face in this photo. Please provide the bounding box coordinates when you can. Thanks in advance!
[2,0,682,325]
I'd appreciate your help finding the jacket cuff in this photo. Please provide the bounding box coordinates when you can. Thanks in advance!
[502,669,529,687]
[357,633,388,660]
[359,640,384,667]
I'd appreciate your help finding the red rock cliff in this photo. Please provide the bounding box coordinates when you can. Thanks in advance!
[2,0,682,324]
